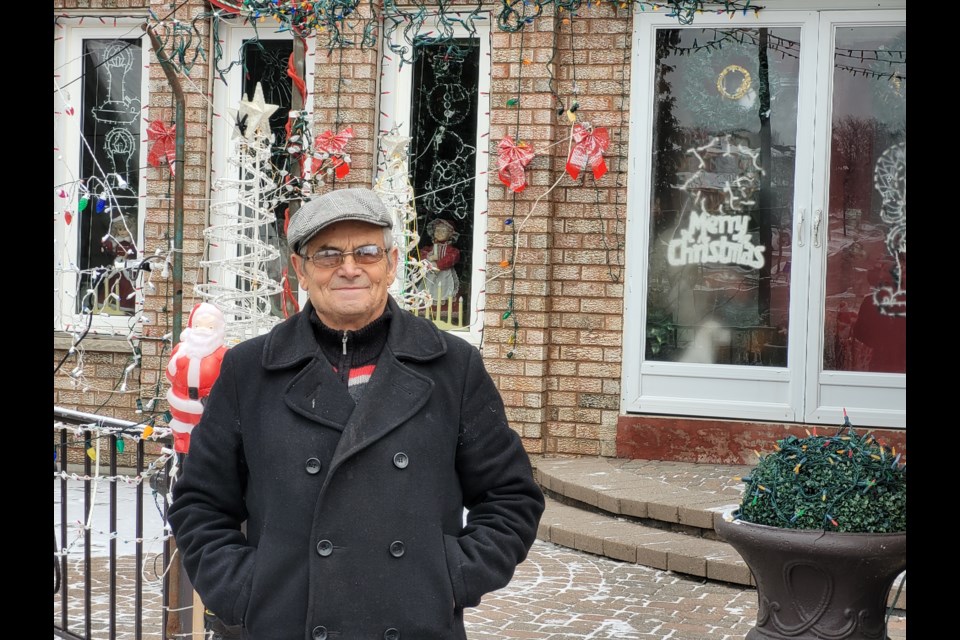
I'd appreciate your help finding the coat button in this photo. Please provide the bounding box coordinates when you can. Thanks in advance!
[316,540,333,557]
[384,628,400,640]
[389,541,405,558]
[305,458,322,475]
[393,452,409,469]
[312,626,327,640]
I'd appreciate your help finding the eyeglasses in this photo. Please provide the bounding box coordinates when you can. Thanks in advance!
[300,244,386,268]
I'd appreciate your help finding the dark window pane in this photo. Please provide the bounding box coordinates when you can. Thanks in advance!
[408,40,480,328]
[78,39,142,315]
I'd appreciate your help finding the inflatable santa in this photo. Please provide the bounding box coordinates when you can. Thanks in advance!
[165,302,228,454]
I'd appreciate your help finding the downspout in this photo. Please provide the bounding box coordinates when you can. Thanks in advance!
[145,24,186,345]
[143,23,187,639]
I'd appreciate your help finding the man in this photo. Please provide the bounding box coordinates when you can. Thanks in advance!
[168,187,545,640]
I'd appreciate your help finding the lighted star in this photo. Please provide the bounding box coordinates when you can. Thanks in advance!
[236,83,279,141]
[381,133,412,161]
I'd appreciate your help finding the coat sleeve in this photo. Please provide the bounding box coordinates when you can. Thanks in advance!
[446,346,545,608]
[167,347,256,625]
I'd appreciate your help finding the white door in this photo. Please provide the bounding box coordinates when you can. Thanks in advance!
[623,6,905,428]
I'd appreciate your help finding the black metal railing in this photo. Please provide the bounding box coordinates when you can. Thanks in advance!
[54,406,174,640]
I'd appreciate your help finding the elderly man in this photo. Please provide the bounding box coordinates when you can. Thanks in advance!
[168,187,544,640]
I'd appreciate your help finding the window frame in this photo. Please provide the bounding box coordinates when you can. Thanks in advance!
[54,17,150,334]
[377,12,492,346]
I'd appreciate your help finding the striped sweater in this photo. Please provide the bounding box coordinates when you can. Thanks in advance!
[309,307,391,403]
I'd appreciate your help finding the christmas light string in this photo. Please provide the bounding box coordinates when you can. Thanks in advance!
[734,416,906,533]
[54,427,175,559]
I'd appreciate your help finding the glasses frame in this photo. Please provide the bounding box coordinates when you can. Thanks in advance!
[299,244,387,269]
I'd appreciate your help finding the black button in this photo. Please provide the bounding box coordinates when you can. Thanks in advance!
[393,452,409,469]
[305,458,322,475]
[312,626,327,640]
[316,540,333,557]
[389,541,405,558]
[384,629,400,640]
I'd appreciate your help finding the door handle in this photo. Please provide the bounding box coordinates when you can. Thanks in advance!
[796,209,805,247]
[813,209,822,248]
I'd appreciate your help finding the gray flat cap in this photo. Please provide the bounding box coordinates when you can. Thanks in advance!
[288,188,393,253]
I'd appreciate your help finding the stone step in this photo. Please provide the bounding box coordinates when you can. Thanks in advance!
[530,455,907,611]
[537,496,755,586]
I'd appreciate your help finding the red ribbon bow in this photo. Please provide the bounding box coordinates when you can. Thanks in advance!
[497,135,535,193]
[314,126,354,179]
[146,120,177,176]
[566,123,609,181]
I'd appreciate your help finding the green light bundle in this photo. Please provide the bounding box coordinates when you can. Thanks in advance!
[735,419,906,533]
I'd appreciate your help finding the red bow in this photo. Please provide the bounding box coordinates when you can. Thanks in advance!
[497,135,535,193]
[146,120,177,176]
[314,126,354,179]
[566,124,609,181]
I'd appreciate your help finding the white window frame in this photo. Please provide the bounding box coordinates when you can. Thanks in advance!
[208,20,316,313]
[54,17,150,333]
[377,12,491,347]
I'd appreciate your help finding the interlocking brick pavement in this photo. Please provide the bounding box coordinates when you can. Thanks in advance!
[467,540,907,640]
[55,540,905,639]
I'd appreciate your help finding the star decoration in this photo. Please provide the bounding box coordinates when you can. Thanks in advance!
[381,133,412,161]
[236,83,279,141]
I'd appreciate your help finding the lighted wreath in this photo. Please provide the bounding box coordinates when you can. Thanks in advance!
[675,35,786,134]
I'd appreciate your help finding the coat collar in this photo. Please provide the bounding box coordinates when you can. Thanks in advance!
[261,296,447,370]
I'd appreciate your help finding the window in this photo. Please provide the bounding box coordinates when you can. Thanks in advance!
[205,23,315,340]
[54,19,149,332]
[378,15,491,344]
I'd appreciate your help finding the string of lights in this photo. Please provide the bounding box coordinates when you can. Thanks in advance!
[735,416,906,533]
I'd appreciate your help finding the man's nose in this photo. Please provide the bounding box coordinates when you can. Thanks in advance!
[336,254,365,275]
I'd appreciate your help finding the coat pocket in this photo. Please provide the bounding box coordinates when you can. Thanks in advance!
[442,534,466,610]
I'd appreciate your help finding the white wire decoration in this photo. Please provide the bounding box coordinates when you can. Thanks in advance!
[195,84,283,345]
[375,131,432,312]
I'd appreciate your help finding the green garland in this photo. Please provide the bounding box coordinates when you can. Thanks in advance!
[735,418,906,533]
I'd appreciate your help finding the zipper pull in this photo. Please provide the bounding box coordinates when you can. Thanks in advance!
[342,331,348,356]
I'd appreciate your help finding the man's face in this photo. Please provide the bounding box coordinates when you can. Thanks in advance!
[291,220,398,331]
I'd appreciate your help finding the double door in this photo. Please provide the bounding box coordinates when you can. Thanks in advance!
[624,7,906,428]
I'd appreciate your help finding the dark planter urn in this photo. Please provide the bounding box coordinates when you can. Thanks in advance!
[715,515,906,640]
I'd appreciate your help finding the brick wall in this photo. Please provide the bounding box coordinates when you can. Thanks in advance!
[53,1,640,460]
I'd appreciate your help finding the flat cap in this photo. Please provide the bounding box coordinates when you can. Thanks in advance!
[287,188,393,253]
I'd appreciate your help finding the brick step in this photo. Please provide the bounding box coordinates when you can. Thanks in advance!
[530,456,907,611]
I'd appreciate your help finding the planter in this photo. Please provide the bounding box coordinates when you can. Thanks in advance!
[716,515,906,640]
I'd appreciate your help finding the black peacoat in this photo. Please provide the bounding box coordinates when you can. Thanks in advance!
[168,297,545,640]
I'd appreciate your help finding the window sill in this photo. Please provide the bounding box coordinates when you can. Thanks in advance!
[54,331,133,353]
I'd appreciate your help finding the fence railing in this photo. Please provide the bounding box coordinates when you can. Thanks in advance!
[54,406,175,640]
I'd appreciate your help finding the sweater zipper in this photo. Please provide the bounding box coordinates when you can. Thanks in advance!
[342,331,348,355]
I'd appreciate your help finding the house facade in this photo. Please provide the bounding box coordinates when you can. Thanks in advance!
[54,0,907,464]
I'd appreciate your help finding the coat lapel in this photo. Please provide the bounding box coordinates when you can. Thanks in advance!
[324,350,434,481]
[282,357,354,431]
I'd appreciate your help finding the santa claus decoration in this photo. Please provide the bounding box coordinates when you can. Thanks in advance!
[165,302,228,454]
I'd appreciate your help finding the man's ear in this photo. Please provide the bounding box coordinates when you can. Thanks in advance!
[291,253,309,290]
[386,246,400,279]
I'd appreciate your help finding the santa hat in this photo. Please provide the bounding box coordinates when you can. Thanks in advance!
[188,302,224,328]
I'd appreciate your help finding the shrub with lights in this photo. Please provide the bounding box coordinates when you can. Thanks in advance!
[734,414,906,533]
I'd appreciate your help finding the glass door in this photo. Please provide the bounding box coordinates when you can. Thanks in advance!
[624,8,905,428]
[804,14,906,427]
